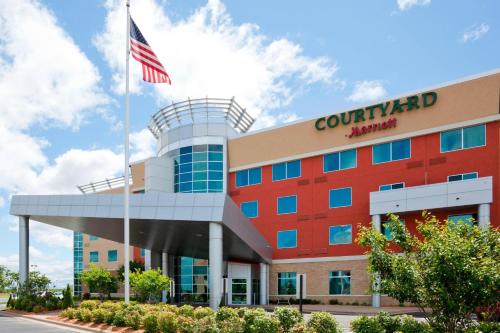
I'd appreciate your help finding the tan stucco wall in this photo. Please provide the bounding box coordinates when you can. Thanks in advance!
[228,72,500,169]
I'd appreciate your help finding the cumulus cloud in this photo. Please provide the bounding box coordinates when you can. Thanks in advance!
[462,23,490,43]
[130,129,156,161]
[397,0,431,11]
[94,0,337,128]
[348,80,387,103]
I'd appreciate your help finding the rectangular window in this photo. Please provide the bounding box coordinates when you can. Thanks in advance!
[241,201,258,218]
[373,139,411,164]
[278,272,297,295]
[379,182,405,191]
[272,160,301,181]
[89,235,98,241]
[329,225,352,245]
[441,124,485,152]
[447,172,478,182]
[324,149,357,172]
[235,167,262,187]
[448,214,477,226]
[329,271,351,295]
[329,187,352,208]
[277,230,297,249]
[107,250,118,262]
[277,195,297,215]
[382,220,405,240]
[89,251,99,263]
[140,248,145,257]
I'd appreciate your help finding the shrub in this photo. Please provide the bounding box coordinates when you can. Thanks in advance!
[143,312,159,333]
[32,305,45,313]
[62,284,74,309]
[329,299,339,305]
[78,308,93,322]
[130,268,170,303]
[350,315,385,333]
[217,316,245,333]
[104,309,115,325]
[473,322,500,333]
[112,309,127,327]
[399,315,432,333]
[272,307,303,333]
[79,300,100,311]
[177,315,196,333]
[60,307,76,319]
[290,323,316,333]
[91,308,107,324]
[194,306,215,319]
[376,311,401,333]
[215,307,239,322]
[242,308,266,333]
[306,311,342,333]
[80,265,118,300]
[248,316,280,333]
[158,311,178,333]
[179,304,195,317]
[125,310,142,330]
[195,315,219,333]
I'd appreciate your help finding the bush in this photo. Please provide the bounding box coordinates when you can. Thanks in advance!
[112,309,127,327]
[32,305,45,313]
[248,316,280,333]
[272,307,303,333]
[472,322,500,333]
[195,315,219,333]
[130,268,170,303]
[177,315,196,333]
[62,284,74,309]
[79,300,100,311]
[125,310,142,330]
[242,308,266,332]
[60,307,76,319]
[79,308,93,322]
[143,312,159,333]
[194,306,215,319]
[158,311,178,333]
[215,307,239,322]
[290,323,316,333]
[80,265,118,300]
[179,304,195,317]
[376,311,401,333]
[350,315,385,333]
[329,299,339,305]
[400,315,432,333]
[217,316,245,333]
[306,311,342,333]
[91,308,107,324]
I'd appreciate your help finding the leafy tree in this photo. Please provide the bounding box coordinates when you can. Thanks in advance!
[0,265,14,292]
[130,268,170,303]
[80,264,118,300]
[357,212,500,333]
[117,260,145,282]
[62,284,74,308]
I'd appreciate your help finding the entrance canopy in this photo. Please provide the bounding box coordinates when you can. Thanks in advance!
[10,192,272,263]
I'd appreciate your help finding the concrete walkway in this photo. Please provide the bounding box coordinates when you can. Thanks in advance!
[257,303,424,316]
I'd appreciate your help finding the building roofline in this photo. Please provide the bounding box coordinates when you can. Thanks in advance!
[232,68,500,140]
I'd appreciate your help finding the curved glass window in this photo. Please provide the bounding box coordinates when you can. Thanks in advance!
[172,144,224,193]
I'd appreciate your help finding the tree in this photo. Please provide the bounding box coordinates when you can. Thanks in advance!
[357,212,500,333]
[117,260,145,282]
[62,284,74,308]
[0,265,14,292]
[130,268,170,303]
[80,264,118,300]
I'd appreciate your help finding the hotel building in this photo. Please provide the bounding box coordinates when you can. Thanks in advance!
[10,70,499,308]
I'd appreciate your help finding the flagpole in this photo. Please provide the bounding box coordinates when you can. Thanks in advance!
[124,0,131,304]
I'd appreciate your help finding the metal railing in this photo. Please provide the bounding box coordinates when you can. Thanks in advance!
[148,97,255,139]
[77,176,132,194]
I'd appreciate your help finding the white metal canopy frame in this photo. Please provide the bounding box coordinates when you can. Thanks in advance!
[148,97,256,139]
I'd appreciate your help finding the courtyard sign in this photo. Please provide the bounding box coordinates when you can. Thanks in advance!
[315,92,438,137]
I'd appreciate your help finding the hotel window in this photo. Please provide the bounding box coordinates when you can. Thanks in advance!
[448,214,477,226]
[236,167,262,187]
[277,230,297,249]
[382,220,405,240]
[447,172,478,182]
[329,271,351,295]
[278,272,297,295]
[272,160,301,181]
[329,187,352,208]
[89,251,99,263]
[241,201,258,218]
[277,195,297,215]
[173,144,224,193]
[89,235,98,241]
[379,182,405,191]
[441,124,485,152]
[323,149,357,172]
[107,250,118,262]
[329,225,352,245]
[372,139,410,164]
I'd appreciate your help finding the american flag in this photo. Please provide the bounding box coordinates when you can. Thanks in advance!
[129,17,171,84]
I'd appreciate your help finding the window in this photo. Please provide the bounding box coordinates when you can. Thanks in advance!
[277,230,297,249]
[140,248,145,257]
[447,172,478,182]
[272,160,301,181]
[382,220,405,240]
[278,272,297,295]
[277,195,297,215]
[329,225,352,245]
[373,139,411,164]
[231,279,248,304]
[89,251,99,263]
[329,271,351,295]
[448,214,477,226]
[379,182,405,191]
[89,235,98,241]
[236,167,262,187]
[441,124,485,152]
[108,250,118,262]
[329,187,352,208]
[324,149,357,172]
[241,201,258,218]
[173,144,224,193]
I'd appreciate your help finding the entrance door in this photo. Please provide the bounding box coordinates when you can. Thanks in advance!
[230,278,248,305]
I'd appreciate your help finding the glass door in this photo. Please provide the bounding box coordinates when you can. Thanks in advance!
[231,279,247,305]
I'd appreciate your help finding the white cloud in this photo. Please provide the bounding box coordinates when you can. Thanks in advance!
[95,0,337,128]
[130,129,156,161]
[348,80,387,103]
[397,0,431,11]
[462,23,490,43]
[0,196,4,208]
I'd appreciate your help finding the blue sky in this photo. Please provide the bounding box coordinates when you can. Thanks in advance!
[0,0,498,287]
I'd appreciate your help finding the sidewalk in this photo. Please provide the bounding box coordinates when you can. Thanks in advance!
[256,303,424,316]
